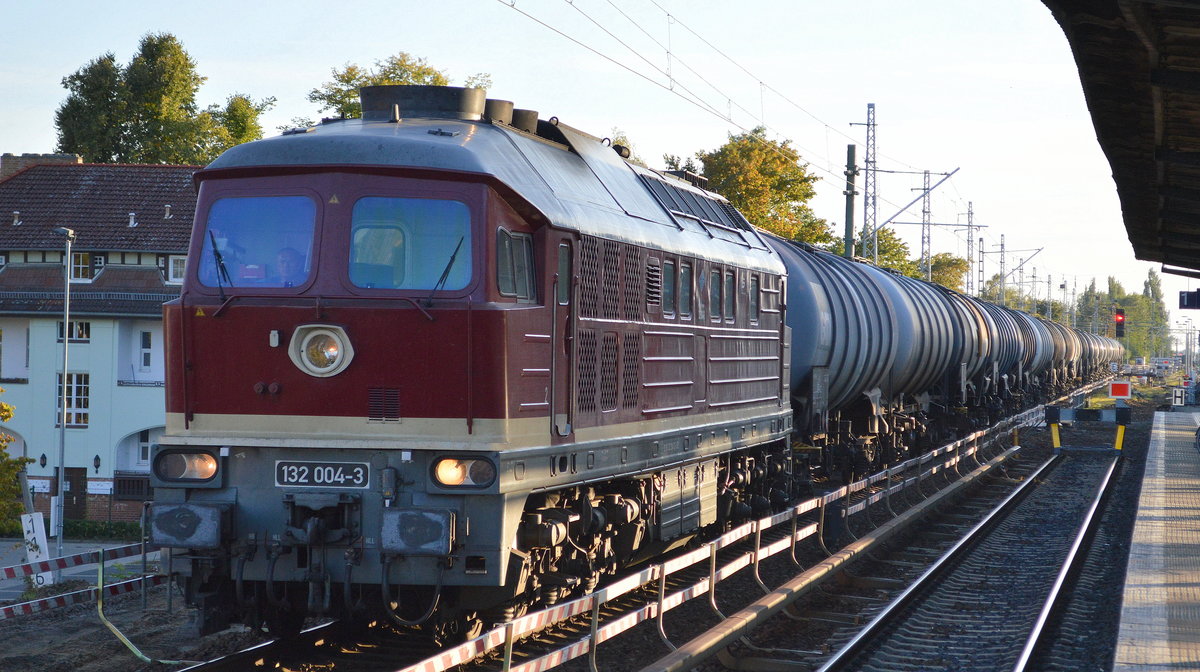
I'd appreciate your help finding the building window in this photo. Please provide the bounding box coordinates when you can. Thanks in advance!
[57,321,90,342]
[70,252,94,282]
[56,373,90,427]
[138,429,151,464]
[139,331,152,371]
[167,255,187,284]
[497,229,535,300]
[114,475,151,501]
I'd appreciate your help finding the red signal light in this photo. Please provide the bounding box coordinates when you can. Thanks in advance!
[1114,310,1125,323]
[1114,308,1126,337]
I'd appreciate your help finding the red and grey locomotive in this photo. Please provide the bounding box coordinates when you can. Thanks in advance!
[150,85,794,637]
[149,85,1122,638]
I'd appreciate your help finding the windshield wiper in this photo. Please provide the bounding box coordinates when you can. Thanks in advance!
[209,230,232,302]
[424,236,464,308]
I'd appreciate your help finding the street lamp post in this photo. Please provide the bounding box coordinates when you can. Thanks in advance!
[53,226,74,566]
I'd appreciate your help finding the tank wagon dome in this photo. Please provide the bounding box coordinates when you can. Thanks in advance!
[203,85,783,277]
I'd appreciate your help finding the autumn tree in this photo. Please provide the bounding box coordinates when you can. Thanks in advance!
[688,127,832,244]
[56,33,274,164]
[929,252,970,292]
[304,52,491,121]
[0,391,30,529]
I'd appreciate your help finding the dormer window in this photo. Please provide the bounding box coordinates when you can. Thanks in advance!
[70,252,94,282]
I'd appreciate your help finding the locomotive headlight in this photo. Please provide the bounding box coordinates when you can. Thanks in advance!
[288,324,354,377]
[154,451,219,482]
[303,332,340,370]
[432,457,496,487]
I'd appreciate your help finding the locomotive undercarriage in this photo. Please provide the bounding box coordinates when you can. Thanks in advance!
[163,440,801,641]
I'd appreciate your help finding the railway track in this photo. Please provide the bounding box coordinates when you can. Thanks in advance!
[175,389,1115,672]
[814,451,1118,671]
[177,412,1047,672]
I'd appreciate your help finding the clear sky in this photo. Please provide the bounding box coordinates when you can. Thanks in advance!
[3,0,1193,337]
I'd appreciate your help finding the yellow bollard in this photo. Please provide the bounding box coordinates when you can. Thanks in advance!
[1114,424,1126,451]
[1050,423,1061,450]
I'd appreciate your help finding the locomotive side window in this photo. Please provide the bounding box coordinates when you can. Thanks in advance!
[679,263,693,318]
[662,261,676,316]
[724,272,735,322]
[198,196,316,288]
[749,275,760,322]
[709,269,722,321]
[556,243,571,305]
[496,229,535,300]
[350,198,472,290]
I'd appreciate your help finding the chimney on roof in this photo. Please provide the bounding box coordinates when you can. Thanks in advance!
[11,211,19,226]
[128,212,137,228]
[0,153,83,181]
[163,204,173,219]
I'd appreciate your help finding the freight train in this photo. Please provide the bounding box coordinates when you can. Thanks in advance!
[148,85,1122,639]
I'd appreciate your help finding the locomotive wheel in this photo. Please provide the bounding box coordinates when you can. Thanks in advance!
[265,604,305,638]
[427,611,484,644]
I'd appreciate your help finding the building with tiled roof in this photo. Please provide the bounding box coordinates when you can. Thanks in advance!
[0,156,198,523]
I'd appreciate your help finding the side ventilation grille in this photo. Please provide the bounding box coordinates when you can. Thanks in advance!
[368,388,401,422]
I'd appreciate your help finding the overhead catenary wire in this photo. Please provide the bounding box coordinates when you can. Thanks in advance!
[496,0,917,210]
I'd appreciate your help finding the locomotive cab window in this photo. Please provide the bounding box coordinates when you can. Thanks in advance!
[351,198,472,291]
[198,195,316,288]
[497,229,535,300]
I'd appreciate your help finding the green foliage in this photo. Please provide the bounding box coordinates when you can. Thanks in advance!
[1072,272,1171,360]
[306,52,491,120]
[0,391,31,532]
[62,520,143,541]
[928,252,969,292]
[609,128,645,167]
[56,33,273,164]
[691,127,832,244]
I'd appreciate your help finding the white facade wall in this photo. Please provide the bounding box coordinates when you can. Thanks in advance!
[0,315,165,485]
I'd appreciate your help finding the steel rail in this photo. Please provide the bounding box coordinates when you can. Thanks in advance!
[637,446,1022,672]
[1011,454,1121,671]
[812,453,1061,672]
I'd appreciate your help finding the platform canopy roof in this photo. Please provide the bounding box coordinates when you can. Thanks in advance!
[1043,0,1200,274]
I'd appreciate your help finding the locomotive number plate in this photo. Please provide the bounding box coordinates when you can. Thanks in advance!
[275,461,369,488]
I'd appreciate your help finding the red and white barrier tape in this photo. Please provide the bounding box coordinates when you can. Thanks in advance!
[0,543,148,580]
[0,574,166,620]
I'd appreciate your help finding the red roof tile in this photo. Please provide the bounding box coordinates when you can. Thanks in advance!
[0,164,198,252]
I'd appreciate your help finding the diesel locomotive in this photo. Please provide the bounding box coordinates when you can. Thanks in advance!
[148,85,1122,638]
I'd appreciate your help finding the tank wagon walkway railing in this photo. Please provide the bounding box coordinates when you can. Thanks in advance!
[396,396,1074,672]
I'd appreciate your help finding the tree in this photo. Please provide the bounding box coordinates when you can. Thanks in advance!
[692,127,832,244]
[56,33,273,164]
[209,94,278,149]
[928,252,969,292]
[609,128,646,167]
[0,391,30,529]
[55,53,126,163]
[305,52,490,120]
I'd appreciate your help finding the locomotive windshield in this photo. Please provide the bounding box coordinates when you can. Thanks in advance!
[197,196,317,288]
[349,197,472,291]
